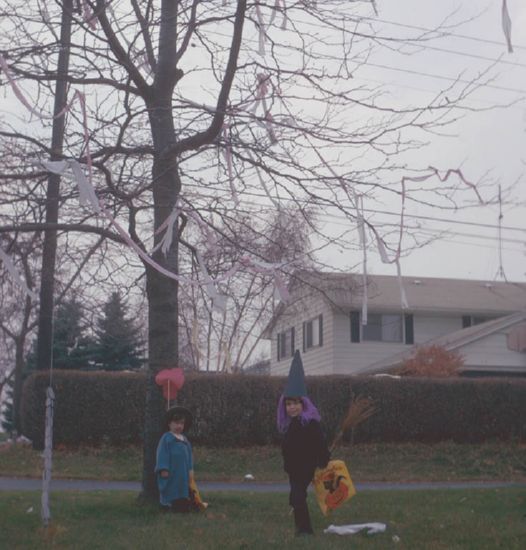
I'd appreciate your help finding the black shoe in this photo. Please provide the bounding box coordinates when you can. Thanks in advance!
[293,505,314,536]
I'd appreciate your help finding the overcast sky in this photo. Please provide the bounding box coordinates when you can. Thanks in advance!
[315,0,525,282]
[1,1,524,285]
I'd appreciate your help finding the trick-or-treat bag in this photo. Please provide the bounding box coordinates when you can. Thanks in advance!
[189,476,208,511]
[313,459,356,516]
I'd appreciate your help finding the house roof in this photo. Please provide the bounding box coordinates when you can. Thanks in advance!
[356,311,526,375]
[288,271,526,314]
[262,271,526,339]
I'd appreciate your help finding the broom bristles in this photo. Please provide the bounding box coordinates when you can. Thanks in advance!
[341,395,376,431]
[330,395,376,452]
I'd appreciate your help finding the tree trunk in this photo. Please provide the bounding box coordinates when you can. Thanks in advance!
[138,0,245,502]
[36,0,73,371]
[140,99,181,501]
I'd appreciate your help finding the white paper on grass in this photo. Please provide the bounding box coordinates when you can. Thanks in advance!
[324,522,387,536]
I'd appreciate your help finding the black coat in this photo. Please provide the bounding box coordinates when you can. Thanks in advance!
[282,418,330,477]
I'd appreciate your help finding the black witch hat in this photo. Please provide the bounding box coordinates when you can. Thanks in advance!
[283,350,307,397]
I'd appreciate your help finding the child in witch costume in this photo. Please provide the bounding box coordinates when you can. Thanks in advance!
[155,406,196,512]
[277,350,331,536]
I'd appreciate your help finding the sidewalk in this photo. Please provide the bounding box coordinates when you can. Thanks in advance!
[1,477,525,493]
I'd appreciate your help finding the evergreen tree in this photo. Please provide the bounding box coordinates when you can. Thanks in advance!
[26,297,97,371]
[52,298,97,369]
[93,292,144,371]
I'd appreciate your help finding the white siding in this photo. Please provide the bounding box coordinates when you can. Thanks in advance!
[269,302,525,376]
[269,296,335,376]
[332,312,465,374]
[413,315,462,343]
[332,311,407,374]
[459,330,526,369]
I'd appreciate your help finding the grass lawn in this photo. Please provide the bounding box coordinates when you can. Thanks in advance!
[1,488,525,549]
[1,441,525,483]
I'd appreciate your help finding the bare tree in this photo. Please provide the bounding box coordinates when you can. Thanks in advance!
[0,1,507,502]
[179,205,316,372]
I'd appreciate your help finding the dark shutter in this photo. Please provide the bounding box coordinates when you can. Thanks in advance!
[318,314,323,347]
[302,322,306,352]
[404,314,414,345]
[462,315,472,328]
[290,327,295,356]
[350,311,360,342]
[305,321,312,348]
[277,332,281,361]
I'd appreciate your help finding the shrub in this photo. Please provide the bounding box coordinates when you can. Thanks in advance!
[20,370,526,447]
[21,370,146,448]
[396,345,463,377]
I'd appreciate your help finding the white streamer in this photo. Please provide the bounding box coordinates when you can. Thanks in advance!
[196,250,228,312]
[0,248,38,300]
[39,159,288,310]
[354,192,368,325]
[41,386,55,527]
[324,523,386,536]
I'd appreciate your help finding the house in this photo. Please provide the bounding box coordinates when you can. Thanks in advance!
[263,271,526,377]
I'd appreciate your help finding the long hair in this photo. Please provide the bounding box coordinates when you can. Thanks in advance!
[276,395,321,434]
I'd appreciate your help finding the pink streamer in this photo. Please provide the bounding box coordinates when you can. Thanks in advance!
[402,166,484,205]
[269,0,288,30]
[255,5,266,56]
[0,55,86,123]
[82,0,98,30]
[251,73,270,114]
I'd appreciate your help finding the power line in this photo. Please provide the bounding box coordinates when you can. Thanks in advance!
[364,62,526,95]
[359,207,526,233]
[184,182,526,234]
[354,74,526,111]
[357,16,526,51]
[395,43,526,69]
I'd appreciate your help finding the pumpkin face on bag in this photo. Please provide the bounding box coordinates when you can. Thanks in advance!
[313,460,356,515]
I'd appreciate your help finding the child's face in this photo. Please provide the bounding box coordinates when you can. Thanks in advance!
[169,418,185,435]
[285,398,303,418]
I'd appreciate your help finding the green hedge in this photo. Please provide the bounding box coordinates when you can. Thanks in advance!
[21,370,526,447]
[20,371,146,448]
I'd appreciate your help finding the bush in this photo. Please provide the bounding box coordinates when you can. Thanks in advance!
[21,371,146,448]
[396,345,464,377]
[21,370,526,447]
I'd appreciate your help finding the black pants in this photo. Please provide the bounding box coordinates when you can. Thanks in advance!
[288,471,314,535]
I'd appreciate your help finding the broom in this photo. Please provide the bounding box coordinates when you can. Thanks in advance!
[329,395,376,453]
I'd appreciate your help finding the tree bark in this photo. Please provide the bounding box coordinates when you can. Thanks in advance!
[138,0,247,501]
[35,0,73,371]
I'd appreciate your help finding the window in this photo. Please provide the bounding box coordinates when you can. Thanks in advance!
[303,314,323,351]
[363,314,402,342]
[350,312,413,344]
[277,327,295,361]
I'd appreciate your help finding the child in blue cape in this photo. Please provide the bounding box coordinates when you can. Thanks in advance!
[277,351,330,536]
[155,406,195,512]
